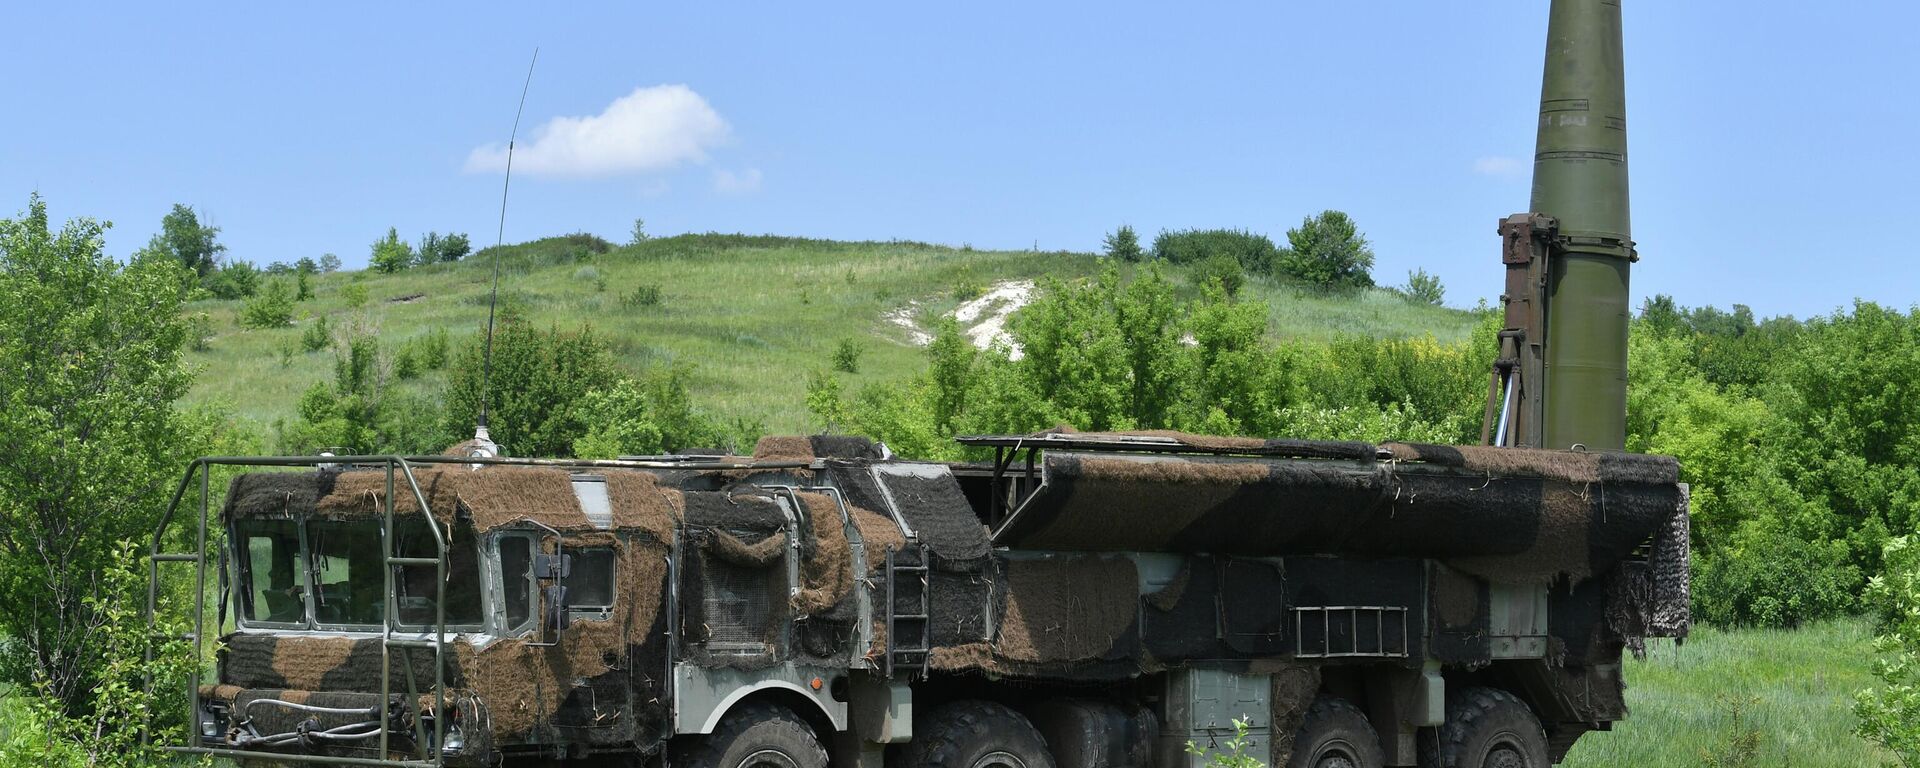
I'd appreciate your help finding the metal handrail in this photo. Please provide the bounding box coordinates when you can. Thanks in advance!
[144,454,455,768]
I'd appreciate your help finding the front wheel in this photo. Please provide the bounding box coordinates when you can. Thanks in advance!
[904,700,1057,768]
[1419,687,1549,768]
[1289,696,1385,768]
[674,703,829,768]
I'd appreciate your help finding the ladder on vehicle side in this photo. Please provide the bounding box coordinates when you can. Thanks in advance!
[883,545,931,677]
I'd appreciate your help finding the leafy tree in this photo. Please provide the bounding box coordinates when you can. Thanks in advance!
[201,259,260,299]
[417,231,471,265]
[573,365,734,458]
[295,255,319,275]
[1402,268,1445,305]
[318,252,342,273]
[1857,535,1920,766]
[295,269,313,301]
[1151,228,1279,274]
[368,226,415,273]
[0,195,204,710]
[1279,210,1375,288]
[442,320,622,457]
[631,217,649,245]
[1011,271,1132,431]
[1102,224,1144,262]
[927,317,975,432]
[136,203,225,278]
[301,314,332,352]
[239,278,295,328]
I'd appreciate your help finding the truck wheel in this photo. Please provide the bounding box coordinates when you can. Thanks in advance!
[1419,687,1549,768]
[675,702,829,768]
[905,700,1056,768]
[1289,696,1385,768]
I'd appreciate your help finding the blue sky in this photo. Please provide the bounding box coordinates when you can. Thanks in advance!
[3,2,1913,319]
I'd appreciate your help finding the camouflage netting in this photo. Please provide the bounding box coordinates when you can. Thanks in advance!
[826,460,991,566]
[751,435,886,463]
[1028,427,1379,460]
[224,467,600,533]
[994,447,1682,583]
[929,555,1140,677]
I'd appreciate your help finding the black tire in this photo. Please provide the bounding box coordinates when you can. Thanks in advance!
[903,700,1057,768]
[674,702,829,768]
[1289,696,1386,768]
[1419,687,1549,768]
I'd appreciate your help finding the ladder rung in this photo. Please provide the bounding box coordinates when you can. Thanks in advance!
[385,637,444,649]
[386,557,440,566]
[893,614,928,620]
[153,554,200,562]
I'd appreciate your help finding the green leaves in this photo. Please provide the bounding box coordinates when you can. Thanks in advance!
[0,195,202,711]
[1856,536,1920,766]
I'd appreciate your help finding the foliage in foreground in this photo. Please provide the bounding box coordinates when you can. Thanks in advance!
[1857,535,1920,766]
[0,545,202,768]
[0,195,208,710]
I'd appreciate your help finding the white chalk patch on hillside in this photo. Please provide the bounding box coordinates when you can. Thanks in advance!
[885,302,933,346]
[885,279,1036,360]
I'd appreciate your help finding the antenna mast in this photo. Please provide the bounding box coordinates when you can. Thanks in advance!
[472,48,539,459]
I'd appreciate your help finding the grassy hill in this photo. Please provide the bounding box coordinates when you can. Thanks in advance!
[184,233,1482,435]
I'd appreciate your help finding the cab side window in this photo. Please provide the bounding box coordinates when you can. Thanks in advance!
[564,548,616,612]
[499,536,533,631]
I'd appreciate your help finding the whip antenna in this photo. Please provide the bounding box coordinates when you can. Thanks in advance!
[472,47,538,458]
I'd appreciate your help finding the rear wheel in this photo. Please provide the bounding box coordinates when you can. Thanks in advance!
[1419,687,1549,768]
[674,703,829,768]
[904,700,1056,768]
[1289,696,1385,768]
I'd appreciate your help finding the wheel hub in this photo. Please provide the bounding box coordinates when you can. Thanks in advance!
[969,750,1030,768]
[737,748,801,768]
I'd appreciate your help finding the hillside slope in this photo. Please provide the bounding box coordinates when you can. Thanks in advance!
[184,234,1482,434]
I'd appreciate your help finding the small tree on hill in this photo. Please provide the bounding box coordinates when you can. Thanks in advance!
[318,252,342,273]
[630,217,650,245]
[368,227,414,273]
[136,203,225,278]
[1279,210,1375,288]
[1103,225,1144,262]
[1402,268,1445,305]
[240,278,296,328]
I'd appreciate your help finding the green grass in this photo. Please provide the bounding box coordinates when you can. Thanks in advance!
[182,234,1480,436]
[1563,618,1891,767]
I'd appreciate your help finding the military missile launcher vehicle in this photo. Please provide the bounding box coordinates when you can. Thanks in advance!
[144,1,1687,766]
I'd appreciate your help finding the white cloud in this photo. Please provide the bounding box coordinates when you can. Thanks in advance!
[465,84,730,178]
[711,167,763,195]
[1473,155,1526,179]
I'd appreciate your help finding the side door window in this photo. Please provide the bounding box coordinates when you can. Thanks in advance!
[496,534,536,634]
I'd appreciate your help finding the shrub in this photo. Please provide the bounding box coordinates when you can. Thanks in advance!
[295,269,313,301]
[318,252,342,273]
[341,282,368,309]
[301,314,332,352]
[202,259,260,299]
[1402,268,1444,305]
[1103,224,1145,262]
[1699,695,1764,768]
[1193,253,1245,297]
[1279,210,1375,288]
[419,327,449,370]
[832,338,865,374]
[239,278,296,329]
[186,311,213,351]
[369,226,414,273]
[1857,536,1920,766]
[622,283,663,308]
[392,343,421,380]
[1151,228,1278,274]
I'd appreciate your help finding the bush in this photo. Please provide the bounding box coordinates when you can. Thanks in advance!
[202,259,260,299]
[419,327,449,370]
[1193,253,1245,297]
[186,311,213,351]
[239,278,295,329]
[417,231,470,265]
[1857,536,1920,766]
[1279,210,1374,288]
[301,314,332,352]
[369,227,414,273]
[1102,224,1145,262]
[1402,268,1444,305]
[622,283,662,308]
[832,338,864,374]
[1151,228,1278,274]
[392,343,421,380]
[441,321,621,457]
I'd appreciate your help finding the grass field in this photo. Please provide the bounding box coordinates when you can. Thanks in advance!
[182,234,1481,435]
[1562,618,1890,767]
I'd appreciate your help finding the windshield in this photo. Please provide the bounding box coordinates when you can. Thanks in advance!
[233,516,485,630]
